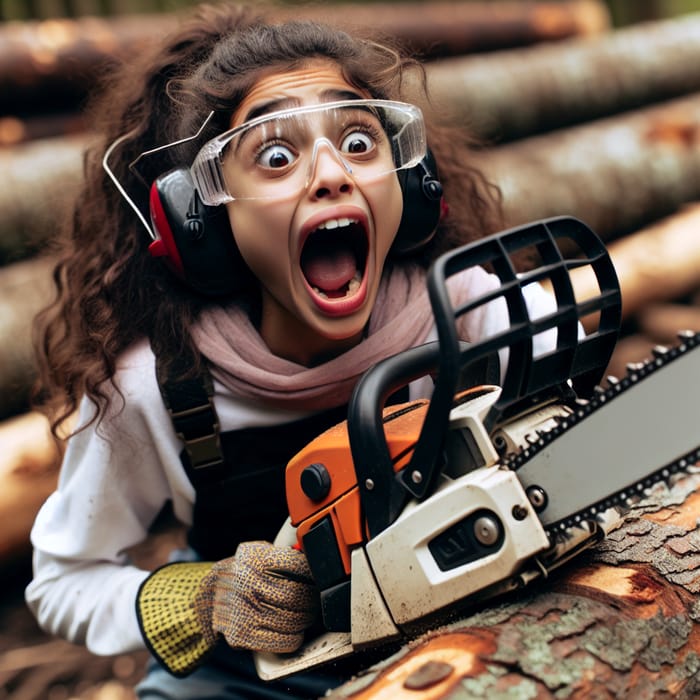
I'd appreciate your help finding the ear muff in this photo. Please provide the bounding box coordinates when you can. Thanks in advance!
[148,168,251,296]
[392,148,444,256]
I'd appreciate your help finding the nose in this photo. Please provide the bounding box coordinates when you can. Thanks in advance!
[306,138,354,199]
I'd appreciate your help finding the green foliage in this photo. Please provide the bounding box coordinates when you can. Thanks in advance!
[604,0,700,26]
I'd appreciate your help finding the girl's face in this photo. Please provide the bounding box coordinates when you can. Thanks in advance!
[224,60,403,366]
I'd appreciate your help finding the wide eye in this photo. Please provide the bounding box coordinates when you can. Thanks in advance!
[258,143,297,169]
[340,130,375,156]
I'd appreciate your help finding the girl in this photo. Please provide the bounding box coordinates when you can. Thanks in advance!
[26,4,556,699]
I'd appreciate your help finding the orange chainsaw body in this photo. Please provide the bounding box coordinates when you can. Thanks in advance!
[286,399,429,575]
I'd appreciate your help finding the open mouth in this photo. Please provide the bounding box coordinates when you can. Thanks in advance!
[300,218,368,302]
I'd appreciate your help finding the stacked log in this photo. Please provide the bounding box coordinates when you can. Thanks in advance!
[425,11,700,141]
[271,0,611,58]
[473,93,700,239]
[545,204,700,329]
[0,0,611,122]
[0,134,86,264]
[0,255,56,417]
[0,411,68,562]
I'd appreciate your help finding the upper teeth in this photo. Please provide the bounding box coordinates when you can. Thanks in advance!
[316,217,357,231]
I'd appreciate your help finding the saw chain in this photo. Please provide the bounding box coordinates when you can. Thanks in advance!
[509,329,700,535]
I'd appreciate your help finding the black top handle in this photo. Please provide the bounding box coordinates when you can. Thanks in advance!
[349,217,622,539]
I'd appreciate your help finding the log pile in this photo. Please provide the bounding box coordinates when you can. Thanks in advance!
[0,0,610,123]
[425,10,700,141]
[2,2,700,698]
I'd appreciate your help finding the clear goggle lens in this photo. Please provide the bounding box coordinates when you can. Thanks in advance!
[190,99,426,206]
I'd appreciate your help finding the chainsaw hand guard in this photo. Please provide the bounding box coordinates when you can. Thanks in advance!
[352,216,620,538]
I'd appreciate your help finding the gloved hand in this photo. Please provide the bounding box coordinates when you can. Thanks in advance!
[194,541,318,654]
[136,541,318,677]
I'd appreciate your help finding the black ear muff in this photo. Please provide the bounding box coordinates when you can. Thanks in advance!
[392,148,444,256]
[149,168,250,296]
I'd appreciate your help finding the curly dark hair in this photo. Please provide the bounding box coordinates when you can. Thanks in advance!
[34,3,502,434]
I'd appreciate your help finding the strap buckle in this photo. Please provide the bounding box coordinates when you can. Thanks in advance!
[169,401,224,470]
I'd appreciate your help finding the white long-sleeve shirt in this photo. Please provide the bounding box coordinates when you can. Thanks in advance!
[26,267,559,657]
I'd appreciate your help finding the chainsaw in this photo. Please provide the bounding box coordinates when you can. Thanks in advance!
[255,216,700,680]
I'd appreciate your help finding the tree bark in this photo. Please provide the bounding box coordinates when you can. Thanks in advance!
[425,12,700,142]
[327,471,700,699]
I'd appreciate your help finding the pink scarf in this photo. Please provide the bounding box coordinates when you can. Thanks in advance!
[191,265,439,411]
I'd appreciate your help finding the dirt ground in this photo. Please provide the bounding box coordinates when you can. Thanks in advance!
[1,558,149,700]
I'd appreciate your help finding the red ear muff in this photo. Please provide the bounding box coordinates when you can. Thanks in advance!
[391,148,444,256]
[149,168,251,296]
[149,181,186,278]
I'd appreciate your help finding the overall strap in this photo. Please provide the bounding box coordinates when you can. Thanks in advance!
[155,351,225,488]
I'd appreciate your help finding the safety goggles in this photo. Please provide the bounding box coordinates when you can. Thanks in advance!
[190,99,426,206]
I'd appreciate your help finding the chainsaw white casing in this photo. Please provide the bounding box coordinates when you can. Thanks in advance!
[356,387,550,636]
[363,465,549,631]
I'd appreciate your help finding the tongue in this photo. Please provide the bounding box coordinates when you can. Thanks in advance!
[302,247,357,292]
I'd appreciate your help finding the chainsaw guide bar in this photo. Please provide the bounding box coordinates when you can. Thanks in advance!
[511,329,700,534]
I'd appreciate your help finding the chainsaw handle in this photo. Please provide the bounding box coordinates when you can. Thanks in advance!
[348,340,496,538]
[348,341,442,538]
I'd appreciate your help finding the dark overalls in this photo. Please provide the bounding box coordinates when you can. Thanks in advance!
[135,355,385,700]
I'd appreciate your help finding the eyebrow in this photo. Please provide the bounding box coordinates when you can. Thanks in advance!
[241,89,365,123]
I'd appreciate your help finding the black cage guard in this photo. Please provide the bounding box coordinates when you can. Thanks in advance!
[348,216,622,538]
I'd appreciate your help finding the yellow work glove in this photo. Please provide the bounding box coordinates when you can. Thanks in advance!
[136,541,318,677]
